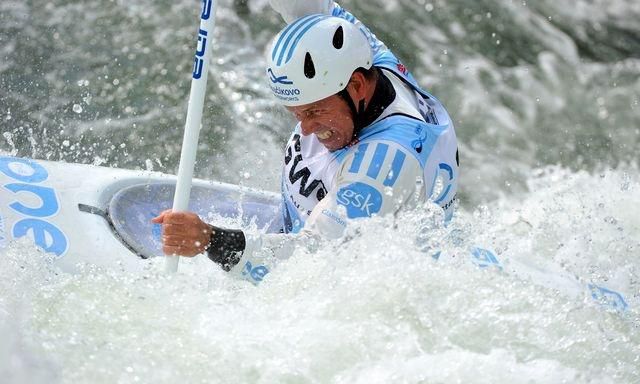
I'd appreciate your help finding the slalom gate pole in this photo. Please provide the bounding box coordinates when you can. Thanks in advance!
[166,0,217,273]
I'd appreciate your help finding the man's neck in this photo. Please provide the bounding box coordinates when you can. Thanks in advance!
[358,68,396,129]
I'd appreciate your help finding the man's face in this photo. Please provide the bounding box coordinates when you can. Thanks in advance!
[286,94,354,151]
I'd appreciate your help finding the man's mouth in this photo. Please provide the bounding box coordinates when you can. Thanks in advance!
[316,130,333,140]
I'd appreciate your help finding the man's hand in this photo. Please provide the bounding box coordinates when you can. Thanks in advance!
[151,210,212,257]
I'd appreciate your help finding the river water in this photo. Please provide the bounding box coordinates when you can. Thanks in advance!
[1,0,639,382]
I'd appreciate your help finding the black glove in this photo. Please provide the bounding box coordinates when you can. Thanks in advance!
[206,225,246,272]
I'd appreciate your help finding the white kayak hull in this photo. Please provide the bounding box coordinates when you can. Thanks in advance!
[0,155,281,272]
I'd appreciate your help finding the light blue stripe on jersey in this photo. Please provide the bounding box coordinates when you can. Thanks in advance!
[348,143,369,173]
[271,15,316,62]
[367,143,389,180]
[383,150,406,187]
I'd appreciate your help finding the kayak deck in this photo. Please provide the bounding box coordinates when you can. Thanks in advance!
[108,182,283,259]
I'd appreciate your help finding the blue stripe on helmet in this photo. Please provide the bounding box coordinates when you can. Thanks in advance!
[276,15,328,66]
[282,16,329,65]
[271,14,319,62]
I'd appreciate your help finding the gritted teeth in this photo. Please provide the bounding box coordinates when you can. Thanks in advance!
[316,130,332,140]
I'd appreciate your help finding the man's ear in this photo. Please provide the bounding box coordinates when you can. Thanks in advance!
[346,71,367,100]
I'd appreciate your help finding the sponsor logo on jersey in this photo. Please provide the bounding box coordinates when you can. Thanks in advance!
[321,209,347,227]
[284,134,327,201]
[336,182,382,218]
[397,62,408,75]
[0,156,68,257]
[411,126,427,154]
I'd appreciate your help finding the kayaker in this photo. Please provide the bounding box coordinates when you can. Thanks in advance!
[153,1,459,283]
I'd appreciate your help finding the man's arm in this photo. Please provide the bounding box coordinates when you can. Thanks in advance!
[154,141,423,284]
[222,140,424,283]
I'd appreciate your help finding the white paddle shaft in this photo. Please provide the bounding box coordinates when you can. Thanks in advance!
[166,0,217,273]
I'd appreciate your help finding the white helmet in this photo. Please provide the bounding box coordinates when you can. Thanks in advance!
[266,15,373,106]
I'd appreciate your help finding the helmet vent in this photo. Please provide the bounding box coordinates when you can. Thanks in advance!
[332,26,344,49]
[304,52,316,79]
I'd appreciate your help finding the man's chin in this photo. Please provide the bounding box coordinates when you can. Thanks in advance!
[322,140,345,152]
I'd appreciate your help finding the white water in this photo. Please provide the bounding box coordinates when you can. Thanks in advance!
[1,166,638,383]
[2,0,640,381]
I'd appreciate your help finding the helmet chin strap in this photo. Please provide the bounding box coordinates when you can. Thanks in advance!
[337,88,366,136]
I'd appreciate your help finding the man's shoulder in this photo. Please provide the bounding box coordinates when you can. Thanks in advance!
[328,138,423,219]
[359,116,435,166]
[334,139,422,186]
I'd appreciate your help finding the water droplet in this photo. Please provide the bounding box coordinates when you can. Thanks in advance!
[72,104,83,114]
[93,156,106,166]
[621,173,631,191]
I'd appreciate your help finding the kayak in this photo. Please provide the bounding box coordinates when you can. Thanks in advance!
[0,155,282,272]
[0,155,631,313]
